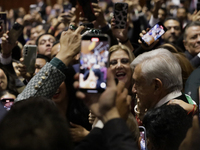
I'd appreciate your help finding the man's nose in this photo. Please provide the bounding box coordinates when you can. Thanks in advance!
[170,27,175,33]
[46,41,51,46]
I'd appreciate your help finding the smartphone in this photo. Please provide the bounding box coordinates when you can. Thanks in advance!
[77,0,97,22]
[114,2,128,29]
[139,126,147,150]
[8,22,24,45]
[140,22,167,46]
[0,12,7,33]
[23,45,37,73]
[197,2,200,11]
[79,34,110,93]
[1,98,14,111]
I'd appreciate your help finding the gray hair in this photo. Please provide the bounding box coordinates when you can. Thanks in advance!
[130,48,182,93]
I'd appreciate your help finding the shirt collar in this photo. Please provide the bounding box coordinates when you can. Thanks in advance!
[154,91,182,108]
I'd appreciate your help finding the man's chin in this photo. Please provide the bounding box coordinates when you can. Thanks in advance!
[168,38,176,43]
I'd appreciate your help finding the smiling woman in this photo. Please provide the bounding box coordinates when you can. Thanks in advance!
[0,67,18,95]
[109,44,135,92]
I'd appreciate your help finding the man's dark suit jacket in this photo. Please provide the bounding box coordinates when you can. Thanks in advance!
[185,67,200,104]
[185,51,200,68]
[75,119,138,150]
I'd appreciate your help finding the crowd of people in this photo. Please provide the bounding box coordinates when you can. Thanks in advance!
[0,0,200,149]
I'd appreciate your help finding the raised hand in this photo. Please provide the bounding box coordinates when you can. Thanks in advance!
[74,69,120,124]
[1,31,17,58]
[70,122,89,142]
[56,24,84,66]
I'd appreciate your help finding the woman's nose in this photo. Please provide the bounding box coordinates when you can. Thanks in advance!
[116,61,122,68]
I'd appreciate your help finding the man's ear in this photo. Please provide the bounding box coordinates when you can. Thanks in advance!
[153,78,163,94]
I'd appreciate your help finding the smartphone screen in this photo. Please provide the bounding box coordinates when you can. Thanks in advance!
[114,3,128,29]
[1,98,14,111]
[141,22,167,46]
[139,126,147,150]
[79,34,110,93]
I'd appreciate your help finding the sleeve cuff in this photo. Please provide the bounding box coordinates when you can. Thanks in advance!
[149,15,159,27]
[0,53,12,65]
[50,57,68,74]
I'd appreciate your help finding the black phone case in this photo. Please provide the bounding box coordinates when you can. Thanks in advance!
[8,22,24,45]
[114,3,128,29]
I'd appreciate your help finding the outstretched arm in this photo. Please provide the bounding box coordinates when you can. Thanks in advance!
[15,25,84,102]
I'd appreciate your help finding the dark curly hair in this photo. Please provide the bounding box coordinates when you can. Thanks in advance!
[143,104,192,150]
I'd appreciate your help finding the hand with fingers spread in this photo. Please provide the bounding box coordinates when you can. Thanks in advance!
[179,116,200,150]
[1,31,17,58]
[70,122,90,142]
[74,69,119,124]
[191,10,200,22]
[56,24,84,66]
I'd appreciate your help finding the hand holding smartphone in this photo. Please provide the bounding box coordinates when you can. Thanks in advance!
[79,34,110,93]
[140,22,167,46]
[23,45,37,73]
[77,0,98,22]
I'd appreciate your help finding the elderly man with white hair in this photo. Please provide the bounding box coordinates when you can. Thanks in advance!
[131,48,194,119]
